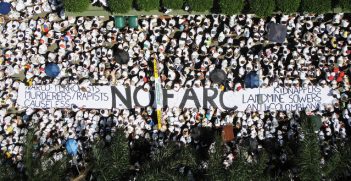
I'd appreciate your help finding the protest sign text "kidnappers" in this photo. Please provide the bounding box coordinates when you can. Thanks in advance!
[17,84,334,111]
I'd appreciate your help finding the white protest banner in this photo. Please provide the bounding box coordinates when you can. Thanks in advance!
[159,86,334,111]
[17,84,335,111]
[17,84,113,109]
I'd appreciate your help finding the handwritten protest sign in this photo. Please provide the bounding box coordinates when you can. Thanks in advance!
[17,84,334,111]
[17,84,112,109]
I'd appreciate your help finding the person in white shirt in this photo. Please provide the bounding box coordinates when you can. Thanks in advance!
[92,0,107,7]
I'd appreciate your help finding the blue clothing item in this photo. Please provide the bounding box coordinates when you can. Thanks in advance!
[245,71,260,88]
[179,25,185,31]
[0,2,12,15]
[267,23,287,43]
[45,63,60,78]
[22,114,29,123]
[206,113,211,120]
[148,119,155,127]
[65,139,78,156]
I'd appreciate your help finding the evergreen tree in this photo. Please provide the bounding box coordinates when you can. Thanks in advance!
[297,114,322,181]
[323,140,351,179]
[0,158,19,180]
[34,154,69,181]
[229,148,269,181]
[23,128,36,180]
[23,128,69,181]
[90,129,130,180]
[206,134,226,180]
[138,142,196,180]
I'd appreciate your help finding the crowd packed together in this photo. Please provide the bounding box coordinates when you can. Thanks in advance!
[0,0,351,172]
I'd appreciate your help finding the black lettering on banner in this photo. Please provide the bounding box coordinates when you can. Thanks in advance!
[25,91,31,99]
[203,88,218,108]
[284,104,291,111]
[246,104,259,111]
[163,89,174,107]
[134,87,149,107]
[220,91,237,110]
[179,88,201,108]
[111,86,132,109]
[314,86,321,93]
[148,90,155,107]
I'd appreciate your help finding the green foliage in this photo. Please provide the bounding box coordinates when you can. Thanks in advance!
[187,0,213,12]
[205,134,269,180]
[323,141,351,180]
[34,155,69,181]
[207,135,226,180]
[63,0,90,12]
[138,142,196,180]
[162,0,184,9]
[340,0,351,11]
[297,114,322,181]
[91,129,130,180]
[173,145,198,171]
[254,151,269,179]
[219,0,244,15]
[229,152,251,181]
[251,0,275,17]
[135,0,160,11]
[108,0,133,13]
[23,128,68,181]
[24,129,36,180]
[276,0,301,13]
[229,149,269,181]
[0,159,19,180]
[297,133,322,180]
[301,0,332,13]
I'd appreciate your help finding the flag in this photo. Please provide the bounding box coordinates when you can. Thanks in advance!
[153,56,163,130]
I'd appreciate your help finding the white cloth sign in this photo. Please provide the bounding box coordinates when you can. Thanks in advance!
[17,84,335,111]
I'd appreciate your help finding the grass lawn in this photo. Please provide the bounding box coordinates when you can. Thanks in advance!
[65,4,210,16]
[65,4,350,17]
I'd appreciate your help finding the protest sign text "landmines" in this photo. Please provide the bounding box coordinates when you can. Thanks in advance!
[17,84,334,111]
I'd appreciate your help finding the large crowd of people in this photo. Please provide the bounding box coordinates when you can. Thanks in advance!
[0,0,351,173]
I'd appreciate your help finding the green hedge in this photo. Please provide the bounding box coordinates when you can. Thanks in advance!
[162,0,184,9]
[135,0,160,11]
[301,0,332,13]
[63,0,90,12]
[188,0,213,12]
[220,0,244,15]
[251,0,275,17]
[276,0,301,14]
[340,0,351,11]
[108,0,133,13]
[67,0,343,16]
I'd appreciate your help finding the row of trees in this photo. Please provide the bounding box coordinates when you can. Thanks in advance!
[1,114,351,180]
[63,0,351,16]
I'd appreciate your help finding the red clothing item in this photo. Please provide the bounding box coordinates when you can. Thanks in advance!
[328,75,334,81]
[236,85,242,91]
[337,76,343,82]
[339,71,345,77]
[334,67,339,73]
